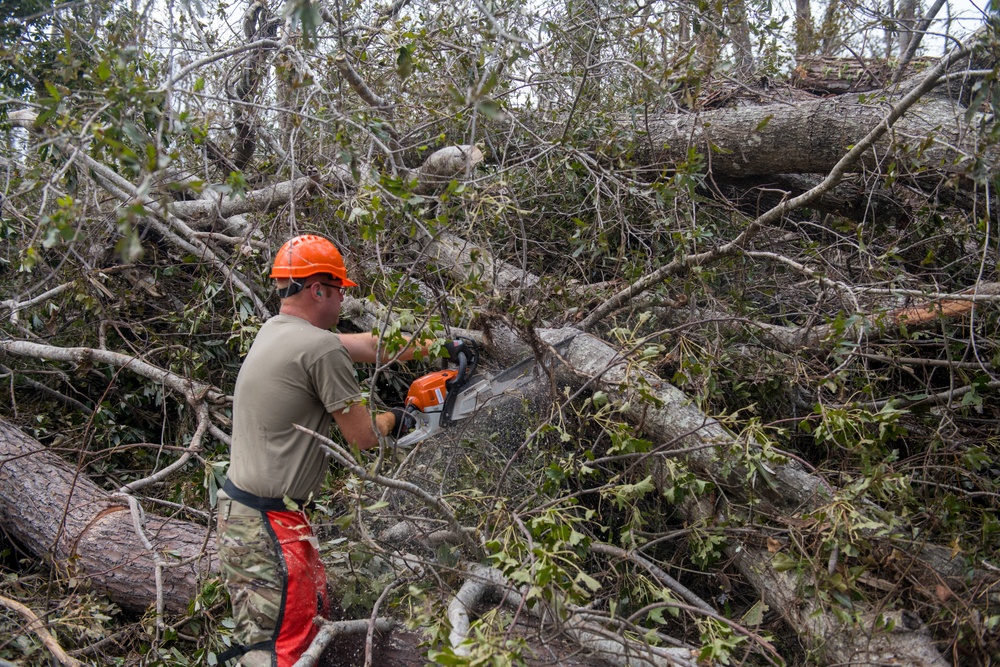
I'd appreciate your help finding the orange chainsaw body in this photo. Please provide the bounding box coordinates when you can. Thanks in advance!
[404,369,458,412]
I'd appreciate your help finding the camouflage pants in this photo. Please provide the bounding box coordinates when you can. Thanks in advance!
[217,492,329,667]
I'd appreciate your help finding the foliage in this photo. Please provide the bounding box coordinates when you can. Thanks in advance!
[0,0,999,665]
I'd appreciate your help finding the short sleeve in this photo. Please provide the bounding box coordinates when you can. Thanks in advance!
[309,345,363,413]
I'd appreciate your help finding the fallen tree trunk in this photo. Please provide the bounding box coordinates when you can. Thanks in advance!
[415,231,540,295]
[0,419,215,615]
[630,78,994,180]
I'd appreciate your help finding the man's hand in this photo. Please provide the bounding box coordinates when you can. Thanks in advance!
[389,407,416,438]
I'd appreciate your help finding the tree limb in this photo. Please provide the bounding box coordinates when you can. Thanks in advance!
[0,595,83,667]
[0,340,226,407]
[291,618,395,667]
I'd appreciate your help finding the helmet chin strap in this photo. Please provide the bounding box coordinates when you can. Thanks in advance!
[276,278,306,298]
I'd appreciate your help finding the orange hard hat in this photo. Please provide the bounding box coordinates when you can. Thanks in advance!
[270,235,358,287]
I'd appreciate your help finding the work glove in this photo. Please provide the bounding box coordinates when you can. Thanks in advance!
[389,407,416,438]
[442,339,468,359]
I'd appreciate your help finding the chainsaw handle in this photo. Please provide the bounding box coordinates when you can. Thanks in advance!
[448,351,468,387]
[441,337,478,426]
[446,337,478,385]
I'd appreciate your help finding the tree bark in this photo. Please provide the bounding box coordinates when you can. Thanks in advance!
[227,0,279,171]
[410,145,484,193]
[818,0,843,55]
[414,230,539,294]
[728,0,755,75]
[794,0,815,56]
[0,419,215,614]
[634,93,993,179]
[168,176,319,221]
[744,281,1000,354]
[896,0,918,58]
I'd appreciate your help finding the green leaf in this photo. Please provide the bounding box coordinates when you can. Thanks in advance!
[396,46,413,80]
[20,246,39,272]
[771,552,799,572]
[42,226,60,248]
[114,228,144,263]
[479,70,499,96]
[297,0,322,44]
[476,98,504,119]
[647,606,666,624]
[755,114,773,132]
[575,571,601,593]
[225,171,248,198]
[447,84,466,105]
[741,599,768,626]
[961,390,982,408]
[44,80,61,100]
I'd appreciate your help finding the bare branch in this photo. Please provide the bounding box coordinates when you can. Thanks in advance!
[0,595,83,667]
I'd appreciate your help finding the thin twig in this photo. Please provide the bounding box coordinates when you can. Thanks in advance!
[364,578,408,667]
[591,542,714,614]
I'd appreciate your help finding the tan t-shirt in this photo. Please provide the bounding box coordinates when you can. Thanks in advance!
[227,314,362,500]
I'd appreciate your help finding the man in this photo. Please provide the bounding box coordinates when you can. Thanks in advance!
[217,234,461,667]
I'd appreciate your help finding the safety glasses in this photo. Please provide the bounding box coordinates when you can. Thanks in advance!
[311,281,347,297]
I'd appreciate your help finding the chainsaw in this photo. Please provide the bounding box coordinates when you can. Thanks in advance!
[395,338,537,448]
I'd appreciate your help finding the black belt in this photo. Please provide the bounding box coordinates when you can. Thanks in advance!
[217,640,272,666]
[222,478,310,512]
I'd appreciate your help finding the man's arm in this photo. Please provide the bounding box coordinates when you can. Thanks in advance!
[331,404,397,450]
[339,332,432,364]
